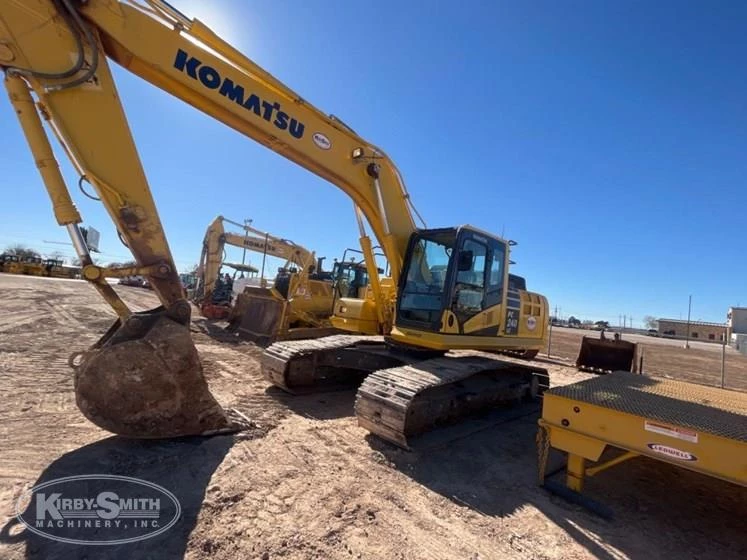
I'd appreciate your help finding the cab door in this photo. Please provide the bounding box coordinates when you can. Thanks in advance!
[450,233,506,335]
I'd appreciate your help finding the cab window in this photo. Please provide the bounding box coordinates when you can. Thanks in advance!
[452,238,487,320]
[400,234,454,323]
[485,242,506,307]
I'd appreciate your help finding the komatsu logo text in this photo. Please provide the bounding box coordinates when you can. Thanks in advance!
[174,49,305,140]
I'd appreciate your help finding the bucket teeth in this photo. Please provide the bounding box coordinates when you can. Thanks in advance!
[576,336,638,374]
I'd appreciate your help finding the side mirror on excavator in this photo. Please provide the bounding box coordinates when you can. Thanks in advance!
[457,250,473,272]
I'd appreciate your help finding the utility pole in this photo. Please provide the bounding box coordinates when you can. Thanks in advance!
[259,232,269,286]
[241,218,253,265]
[685,295,692,349]
[721,325,727,388]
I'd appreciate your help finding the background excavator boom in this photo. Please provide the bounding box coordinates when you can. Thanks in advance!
[195,215,319,306]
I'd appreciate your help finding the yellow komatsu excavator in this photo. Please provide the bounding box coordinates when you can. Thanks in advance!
[1,0,549,444]
[193,215,339,343]
[328,246,391,336]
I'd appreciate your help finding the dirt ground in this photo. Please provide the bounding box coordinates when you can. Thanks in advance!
[0,275,744,560]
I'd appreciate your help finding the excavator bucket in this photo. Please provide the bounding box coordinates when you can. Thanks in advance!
[72,308,238,438]
[227,287,288,347]
[575,336,638,374]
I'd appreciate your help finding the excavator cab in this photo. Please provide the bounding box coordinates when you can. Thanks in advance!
[0,254,21,274]
[394,227,483,333]
[328,248,392,335]
[391,226,546,354]
[333,260,370,300]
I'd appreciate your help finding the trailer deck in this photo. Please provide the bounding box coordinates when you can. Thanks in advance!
[538,371,747,506]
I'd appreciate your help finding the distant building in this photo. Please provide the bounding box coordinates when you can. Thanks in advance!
[732,334,747,355]
[656,318,727,342]
[727,307,747,335]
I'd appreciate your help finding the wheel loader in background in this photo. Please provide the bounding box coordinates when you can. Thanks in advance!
[0,254,79,278]
[1,0,550,444]
[0,254,23,274]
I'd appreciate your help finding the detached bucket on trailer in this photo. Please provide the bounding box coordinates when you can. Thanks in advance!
[575,336,638,374]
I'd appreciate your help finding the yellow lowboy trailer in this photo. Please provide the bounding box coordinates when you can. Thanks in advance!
[538,371,746,513]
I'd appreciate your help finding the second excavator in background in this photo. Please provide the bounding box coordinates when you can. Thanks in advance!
[194,216,393,345]
[192,214,340,343]
[192,215,331,315]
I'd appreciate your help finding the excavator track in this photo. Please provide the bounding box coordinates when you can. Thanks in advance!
[262,335,388,393]
[355,353,550,449]
[262,335,549,448]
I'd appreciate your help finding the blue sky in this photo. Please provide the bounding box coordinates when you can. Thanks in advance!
[1,1,745,326]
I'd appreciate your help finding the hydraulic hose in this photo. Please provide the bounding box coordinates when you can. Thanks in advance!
[4,0,98,92]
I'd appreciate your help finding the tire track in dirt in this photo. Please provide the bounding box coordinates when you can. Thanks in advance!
[0,310,52,333]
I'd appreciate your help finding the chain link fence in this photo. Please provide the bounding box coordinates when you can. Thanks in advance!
[544,326,746,391]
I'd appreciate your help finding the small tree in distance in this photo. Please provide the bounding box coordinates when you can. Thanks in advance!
[644,315,658,330]
[4,244,40,260]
